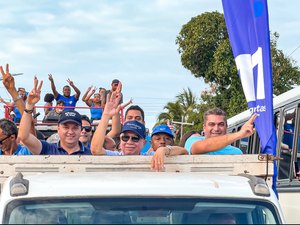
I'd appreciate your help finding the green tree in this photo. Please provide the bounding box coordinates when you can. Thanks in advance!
[176,11,300,117]
[176,88,197,117]
[157,88,199,140]
[271,32,300,95]
[157,101,183,124]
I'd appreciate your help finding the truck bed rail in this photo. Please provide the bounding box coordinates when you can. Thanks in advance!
[0,154,274,185]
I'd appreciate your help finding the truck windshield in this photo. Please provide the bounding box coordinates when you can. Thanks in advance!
[5,197,281,224]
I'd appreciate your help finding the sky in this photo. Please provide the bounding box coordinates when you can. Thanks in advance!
[0,0,299,130]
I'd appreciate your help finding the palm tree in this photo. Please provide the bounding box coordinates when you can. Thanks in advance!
[156,88,199,140]
[176,88,197,118]
[157,101,183,124]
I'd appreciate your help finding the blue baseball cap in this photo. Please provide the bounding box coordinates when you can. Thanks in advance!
[121,120,146,139]
[58,110,82,126]
[151,124,174,138]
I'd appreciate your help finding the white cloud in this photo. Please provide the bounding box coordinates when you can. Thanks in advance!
[0,0,299,127]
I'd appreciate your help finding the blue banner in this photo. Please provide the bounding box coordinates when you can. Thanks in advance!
[222,0,277,195]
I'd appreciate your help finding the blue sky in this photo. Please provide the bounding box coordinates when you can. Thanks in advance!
[0,0,299,130]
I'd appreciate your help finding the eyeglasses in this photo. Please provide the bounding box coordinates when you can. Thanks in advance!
[81,126,92,132]
[121,135,140,143]
[0,135,11,145]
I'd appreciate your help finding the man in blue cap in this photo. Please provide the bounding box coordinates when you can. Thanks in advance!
[108,120,147,156]
[92,119,147,156]
[91,88,187,171]
[148,125,188,164]
[150,124,175,151]
[18,76,91,155]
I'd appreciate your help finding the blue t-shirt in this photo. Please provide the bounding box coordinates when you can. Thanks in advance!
[40,140,91,155]
[13,102,23,123]
[56,94,78,110]
[184,136,243,155]
[90,103,103,120]
[0,144,32,155]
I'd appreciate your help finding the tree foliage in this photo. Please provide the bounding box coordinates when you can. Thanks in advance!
[175,11,300,117]
[156,88,199,140]
[157,11,300,140]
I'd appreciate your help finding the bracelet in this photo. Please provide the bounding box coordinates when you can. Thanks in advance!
[13,96,22,103]
[24,108,34,114]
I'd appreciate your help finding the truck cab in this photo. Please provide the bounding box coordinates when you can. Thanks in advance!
[0,155,285,224]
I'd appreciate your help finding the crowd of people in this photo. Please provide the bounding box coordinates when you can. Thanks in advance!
[0,63,258,171]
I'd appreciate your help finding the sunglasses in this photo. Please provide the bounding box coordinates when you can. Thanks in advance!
[121,135,140,143]
[0,135,11,145]
[81,126,92,132]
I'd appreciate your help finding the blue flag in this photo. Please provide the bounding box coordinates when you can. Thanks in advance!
[222,0,277,195]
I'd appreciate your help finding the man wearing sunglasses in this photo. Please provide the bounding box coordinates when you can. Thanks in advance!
[91,88,184,171]
[18,77,91,155]
[124,105,151,154]
[0,118,31,155]
[91,85,144,156]
[79,115,93,149]
[93,119,146,156]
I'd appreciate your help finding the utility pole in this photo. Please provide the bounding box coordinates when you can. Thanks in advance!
[172,115,194,140]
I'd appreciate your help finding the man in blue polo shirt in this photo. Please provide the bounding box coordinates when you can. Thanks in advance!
[48,74,81,111]
[18,77,91,155]
[184,107,256,155]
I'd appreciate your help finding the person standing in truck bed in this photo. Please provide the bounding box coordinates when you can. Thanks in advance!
[184,107,256,155]
[18,76,91,155]
[48,74,81,111]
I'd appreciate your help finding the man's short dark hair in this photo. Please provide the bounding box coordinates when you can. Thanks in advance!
[203,107,227,125]
[125,105,145,122]
[56,100,65,106]
[0,119,18,136]
[44,93,55,103]
[81,115,91,125]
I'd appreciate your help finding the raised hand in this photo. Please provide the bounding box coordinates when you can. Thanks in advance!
[89,86,96,93]
[240,114,257,137]
[103,87,122,118]
[27,76,43,106]
[48,74,54,82]
[0,64,16,93]
[67,78,74,86]
[116,82,122,94]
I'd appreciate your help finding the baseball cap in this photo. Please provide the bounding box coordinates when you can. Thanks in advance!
[151,124,174,138]
[58,110,82,126]
[121,120,146,139]
[111,79,120,84]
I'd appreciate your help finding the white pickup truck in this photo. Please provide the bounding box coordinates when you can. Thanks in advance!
[0,154,285,224]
